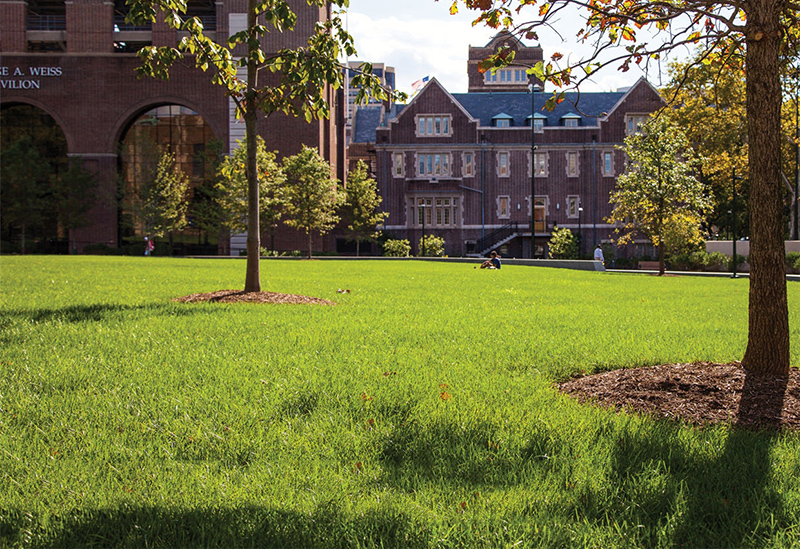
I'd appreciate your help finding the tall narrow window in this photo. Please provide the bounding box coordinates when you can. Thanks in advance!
[393,152,404,177]
[567,151,579,177]
[498,151,510,177]
[462,151,474,177]
[533,152,547,176]
[603,151,614,176]
[498,195,510,219]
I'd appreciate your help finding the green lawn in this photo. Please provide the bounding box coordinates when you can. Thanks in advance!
[1,256,799,548]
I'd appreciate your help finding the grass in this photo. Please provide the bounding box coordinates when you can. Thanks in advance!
[1,255,799,548]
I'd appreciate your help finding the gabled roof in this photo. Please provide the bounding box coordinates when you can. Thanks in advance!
[492,112,513,119]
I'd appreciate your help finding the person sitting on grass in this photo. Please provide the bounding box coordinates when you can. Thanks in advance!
[477,250,501,269]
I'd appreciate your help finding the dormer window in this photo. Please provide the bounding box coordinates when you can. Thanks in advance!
[561,113,581,127]
[527,114,546,132]
[492,113,513,128]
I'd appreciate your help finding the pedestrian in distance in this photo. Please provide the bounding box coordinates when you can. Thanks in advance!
[594,244,604,265]
[477,250,501,269]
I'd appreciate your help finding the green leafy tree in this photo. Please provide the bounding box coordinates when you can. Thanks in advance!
[548,226,579,259]
[216,137,285,251]
[0,135,51,254]
[450,0,799,378]
[343,160,389,256]
[54,157,99,251]
[127,0,403,292]
[608,117,712,276]
[662,53,749,239]
[280,146,346,259]
[129,148,190,241]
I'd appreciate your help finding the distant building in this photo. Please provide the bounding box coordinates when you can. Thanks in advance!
[349,33,665,258]
[345,61,395,146]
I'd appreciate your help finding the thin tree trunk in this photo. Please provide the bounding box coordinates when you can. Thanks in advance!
[741,0,790,375]
[308,232,313,260]
[243,0,261,293]
[21,223,26,255]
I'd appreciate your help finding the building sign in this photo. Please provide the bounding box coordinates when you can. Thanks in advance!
[0,66,62,90]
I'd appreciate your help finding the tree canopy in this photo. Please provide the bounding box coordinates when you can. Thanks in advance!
[343,160,389,256]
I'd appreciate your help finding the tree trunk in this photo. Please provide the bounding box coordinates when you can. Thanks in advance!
[741,0,790,375]
[243,0,261,293]
[356,239,360,257]
[21,223,26,255]
[308,232,313,260]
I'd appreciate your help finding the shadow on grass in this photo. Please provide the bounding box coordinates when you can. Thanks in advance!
[2,302,212,325]
[1,502,431,549]
[596,370,789,547]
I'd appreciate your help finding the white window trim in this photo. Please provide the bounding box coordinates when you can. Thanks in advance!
[626,114,649,136]
[415,151,451,178]
[461,151,475,178]
[566,195,581,219]
[602,150,615,177]
[497,151,511,178]
[530,150,548,177]
[497,195,511,219]
[566,151,580,178]
[415,114,453,138]
[408,195,461,228]
[392,151,405,178]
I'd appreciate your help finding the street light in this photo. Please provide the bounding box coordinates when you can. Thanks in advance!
[529,79,541,258]
[578,205,583,256]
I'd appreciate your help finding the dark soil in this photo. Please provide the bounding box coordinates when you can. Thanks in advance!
[559,361,800,430]
[173,289,335,306]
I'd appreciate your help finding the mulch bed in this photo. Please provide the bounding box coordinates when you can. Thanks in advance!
[558,362,800,430]
[173,289,335,305]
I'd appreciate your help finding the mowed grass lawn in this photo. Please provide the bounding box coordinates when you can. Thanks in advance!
[1,256,799,548]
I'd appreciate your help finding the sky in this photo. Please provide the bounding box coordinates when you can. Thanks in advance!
[345,0,682,96]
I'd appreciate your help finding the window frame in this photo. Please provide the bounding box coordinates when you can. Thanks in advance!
[602,150,614,177]
[416,114,453,137]
[566,151,579,177]
[416,152,451,178]
[566,195,581,219]
[409,195,461,228]
[497,151,510,178]
[462,151,475,177]
[497,195,511,219]
[392,151,405,178]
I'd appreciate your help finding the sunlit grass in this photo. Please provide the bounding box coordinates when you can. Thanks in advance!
[1,256,799,548]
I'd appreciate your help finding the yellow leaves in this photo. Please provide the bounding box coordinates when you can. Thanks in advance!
[539,3,550,16]
[622,27,636,42]
[688,31,702,42]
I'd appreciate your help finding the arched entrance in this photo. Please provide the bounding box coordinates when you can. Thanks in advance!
[118,104,219,254]
[0,103,80,254]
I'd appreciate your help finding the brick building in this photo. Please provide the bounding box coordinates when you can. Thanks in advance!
[1,0,344,254]
[350,33,665,258]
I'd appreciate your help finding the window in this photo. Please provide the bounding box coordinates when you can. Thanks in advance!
[495,118,511,128]
[564,118,579,127]
[417,115,452,137]
[626,114,648,135]
[484,68,527,84]
[602,151,614,176]
[462,151,474,177]
[566,151,579,177]
[393,152,404,177]
[417,153,450,177]
[533,151,547,176]
[567,196,581,219]
[498,151,510,177]
[533,118,545,132]
[498,195,511,219]
[410,196,460,227]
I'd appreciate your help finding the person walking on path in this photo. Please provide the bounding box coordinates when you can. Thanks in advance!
[593,244,604,265]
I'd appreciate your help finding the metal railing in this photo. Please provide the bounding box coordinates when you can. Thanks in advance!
[27,15,66,31]
[476,222,518,254]
[113,15,151,31]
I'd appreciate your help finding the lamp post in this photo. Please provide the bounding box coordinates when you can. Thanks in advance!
[731,169,742,278]
[529,80,541,258]
[578,205,583,256]
[794,64,799,240]
[420,199,427,257]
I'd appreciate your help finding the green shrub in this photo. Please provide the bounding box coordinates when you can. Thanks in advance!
[786,252,800,271]
[418,235,445,257]
[794,256,800,271]
[382,239,411,257]
[548,227,578,259]
[83,243,119,255]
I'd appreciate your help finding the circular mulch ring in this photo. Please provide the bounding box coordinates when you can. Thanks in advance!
[558,361,800,430]
[173,289,336,305]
